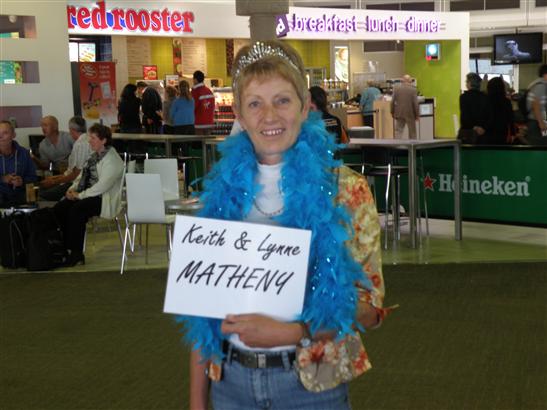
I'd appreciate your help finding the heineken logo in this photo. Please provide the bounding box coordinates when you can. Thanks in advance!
[424,173,531,197]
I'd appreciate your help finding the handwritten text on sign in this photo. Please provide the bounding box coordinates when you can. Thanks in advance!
[164,215,312,321]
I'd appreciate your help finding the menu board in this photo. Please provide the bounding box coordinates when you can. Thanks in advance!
[181,38,207,75]
[143,65,158,80]
[127,37,151,78]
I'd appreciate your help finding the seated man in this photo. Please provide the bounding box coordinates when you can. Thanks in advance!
[32,115,73,173]
[0,120,37,207]
[39,116,92,201]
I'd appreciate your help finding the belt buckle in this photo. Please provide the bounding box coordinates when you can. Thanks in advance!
[257,353,267,368]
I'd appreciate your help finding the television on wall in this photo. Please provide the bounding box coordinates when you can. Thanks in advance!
[492,32,543,65]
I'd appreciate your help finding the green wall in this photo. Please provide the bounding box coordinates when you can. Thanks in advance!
[404,40,461,138]
[286,40,330,77]
[142,38,331,88]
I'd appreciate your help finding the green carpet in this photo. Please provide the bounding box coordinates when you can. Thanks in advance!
[1,263,545,410]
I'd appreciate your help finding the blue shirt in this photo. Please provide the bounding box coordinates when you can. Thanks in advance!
[1,141,37,204]
[360,87,382,114]
[170,97,195,126]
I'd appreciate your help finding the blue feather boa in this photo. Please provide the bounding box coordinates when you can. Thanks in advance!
[177,112,371,360]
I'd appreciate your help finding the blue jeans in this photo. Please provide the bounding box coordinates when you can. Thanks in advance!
[211,359,351,410]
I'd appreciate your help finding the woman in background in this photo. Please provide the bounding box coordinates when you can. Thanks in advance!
[309,86,345,143]
[170,80,195,135]
[484,76,514,145]
[162,86,177,134]
[53,124,124,266]
[117,84,141,133]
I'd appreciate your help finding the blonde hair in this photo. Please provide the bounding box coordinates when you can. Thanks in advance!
[231,40,307,110]
[178,80,192,100]
[41,115,59,131]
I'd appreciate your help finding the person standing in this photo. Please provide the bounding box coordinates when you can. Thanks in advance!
[170,80,195,135]
[33,115,74,173]
[360,80,382,127]
[137,81,162,134]
[458,72,489,144]
[39,116,92,201]
[0,120,37,207]
[191,70,215,135]
[117,83,142,133]
[525,64,547,145]
[184,40,389,410]
[391,75,419,139]
[162,86,177,134]
[484,77,514,145]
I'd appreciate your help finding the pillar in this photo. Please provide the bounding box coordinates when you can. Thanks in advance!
[236,0,289,42]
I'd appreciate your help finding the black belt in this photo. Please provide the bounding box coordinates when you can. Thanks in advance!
[223,341,296,369]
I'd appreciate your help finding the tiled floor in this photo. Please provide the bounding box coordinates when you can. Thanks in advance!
[2,217,545,275]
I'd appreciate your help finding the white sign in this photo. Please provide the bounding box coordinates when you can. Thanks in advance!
[164,215,312,321]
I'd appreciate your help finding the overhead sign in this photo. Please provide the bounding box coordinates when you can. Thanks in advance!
[66,1,249,38]
[164,215,312,321]
[67,1,195,34]
[276,7,468,41]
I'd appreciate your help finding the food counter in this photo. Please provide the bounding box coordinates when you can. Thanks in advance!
[328,106,363,129]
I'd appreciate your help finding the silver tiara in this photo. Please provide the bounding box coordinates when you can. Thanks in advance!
[233,42,300,86]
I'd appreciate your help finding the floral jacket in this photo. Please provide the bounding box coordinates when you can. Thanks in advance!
[208,166,389,389]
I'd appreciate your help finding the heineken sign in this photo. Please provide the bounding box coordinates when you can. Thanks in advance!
[396,148,546,226]
[424,173,531,197]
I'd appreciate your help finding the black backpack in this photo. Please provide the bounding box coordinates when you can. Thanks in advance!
[0,211,30,269]
[26,208,68,271]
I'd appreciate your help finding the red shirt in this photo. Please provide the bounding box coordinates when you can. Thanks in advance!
[191,83,215,128]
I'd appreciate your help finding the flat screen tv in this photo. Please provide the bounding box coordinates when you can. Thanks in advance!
[493,32,543,65]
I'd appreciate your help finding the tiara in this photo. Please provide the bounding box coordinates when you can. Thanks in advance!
[232,42,301,86]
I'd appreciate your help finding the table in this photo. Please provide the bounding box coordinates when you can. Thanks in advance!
[348,138,462,248]
[112,133,216,173]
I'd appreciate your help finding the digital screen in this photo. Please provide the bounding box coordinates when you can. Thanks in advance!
[493,33,543,65]
[78,43,96,62]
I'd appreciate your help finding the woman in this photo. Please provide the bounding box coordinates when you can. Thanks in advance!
[162,85,177,134]
[170,80,195,135]
[484,76,514,145]
[117,84,142,133]
[53,124,124,266]
[181,41,389,409]
[458,72,489,144]
[309,85,345,143]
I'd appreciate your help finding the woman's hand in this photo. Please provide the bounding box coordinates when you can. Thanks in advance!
[65,189,79,200]
[221,314,303,348]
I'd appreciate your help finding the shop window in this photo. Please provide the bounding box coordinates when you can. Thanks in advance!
[0,15,36,38]
[485,0,519,9]
[0,61,40,84]
[536,0,547,6]
[450,0,484,11]
[0,106,43,128]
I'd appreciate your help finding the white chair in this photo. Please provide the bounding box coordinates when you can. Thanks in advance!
[144,158,179,201]
[120,173,175,274]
